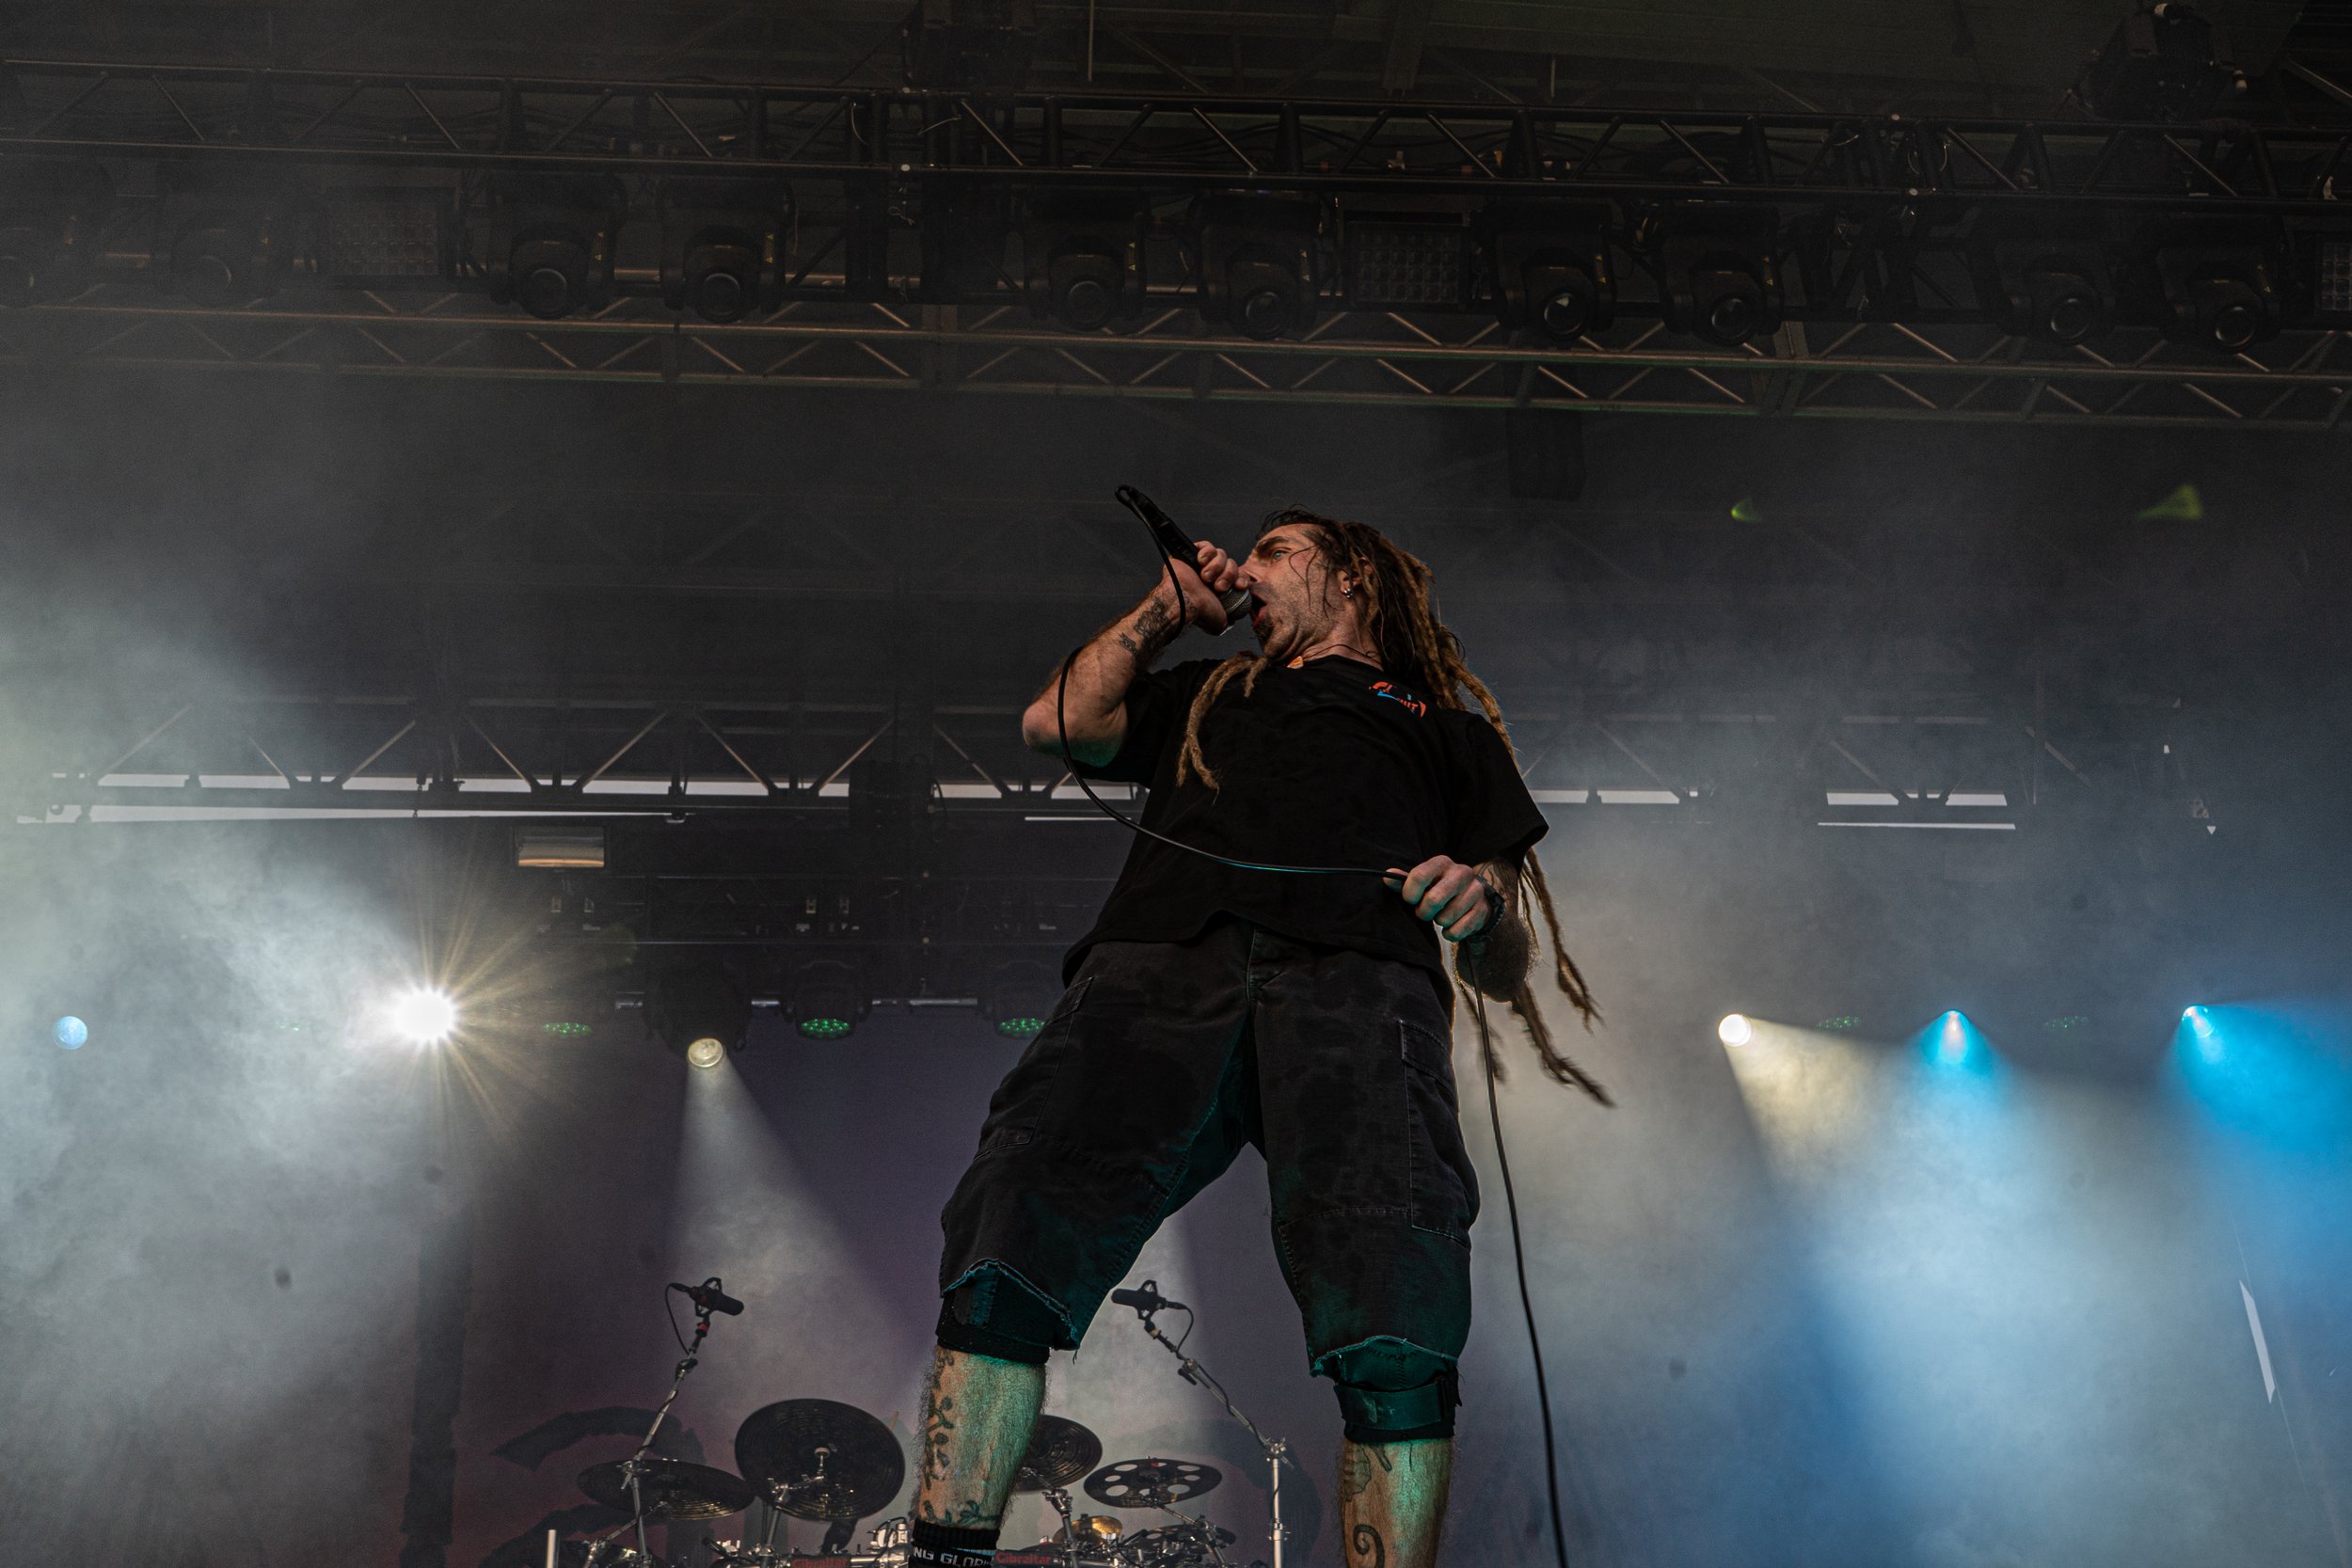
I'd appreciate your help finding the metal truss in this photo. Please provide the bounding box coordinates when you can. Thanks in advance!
[20,669,2209,842]
[3,58,2349,425]
[8,287,2350,429]
[4,57,2349,207]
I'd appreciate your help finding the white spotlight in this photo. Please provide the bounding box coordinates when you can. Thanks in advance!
[388,987,459,1046]
[684,1036,726,1071]
[1717,1013,1754,1048]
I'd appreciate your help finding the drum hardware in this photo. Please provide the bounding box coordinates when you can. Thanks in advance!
[1114,1280,1290,1568]
[1079,1460,1230,1568]
[585,1277,747,1567]
[734,1396,908,1554]
[1009,1414,1108,1568]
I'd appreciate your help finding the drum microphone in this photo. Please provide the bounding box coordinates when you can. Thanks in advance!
[1115,485,1254,633]
[673,1278,745,1316]
[1110,1279,1186,1315]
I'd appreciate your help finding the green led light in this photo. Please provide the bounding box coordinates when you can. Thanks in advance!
[542,1021,594,1037]
[996,1016,1046,1037]
[799,1017,854,1040]
[1818,1016,1861,1032]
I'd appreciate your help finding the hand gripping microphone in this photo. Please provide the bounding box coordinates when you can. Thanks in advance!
[1116,485,1253,633]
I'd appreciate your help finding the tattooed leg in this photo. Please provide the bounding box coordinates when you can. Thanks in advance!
[1339,1438,1453,1568]
[914,1346,1046,1531]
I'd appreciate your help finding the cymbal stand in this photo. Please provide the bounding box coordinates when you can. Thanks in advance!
[622,1291,719,1566]
[1120,1284,1289,1568]
[1041,1485,1082,1568]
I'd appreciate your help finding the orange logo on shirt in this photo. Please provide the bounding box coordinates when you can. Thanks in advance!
[1370,681,1427,717]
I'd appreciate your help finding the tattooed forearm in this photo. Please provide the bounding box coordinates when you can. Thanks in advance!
[1114,591,1178,666]
[1350,1523,1387,1568]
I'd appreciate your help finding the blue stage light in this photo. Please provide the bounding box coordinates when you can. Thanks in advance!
[53,1015,87,1049]
[1935,1011,1970,1065]
[2182,1006,2224,1064]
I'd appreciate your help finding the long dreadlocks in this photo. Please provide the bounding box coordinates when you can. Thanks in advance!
[1178,506,1610,1104]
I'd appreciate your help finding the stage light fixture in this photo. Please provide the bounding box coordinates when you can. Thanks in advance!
[1345,215,1469,310]
[1975,228,2114,345]
[791,959,866,1040]
[1654,207,1780,346]
[2318,237,2352,319]
[660,179,789,324]
[2137,217,2283,353]
[389,987,459,1046]
[0,161,107,307]
[1023,194,1146,331]
[52,1015,87,1050]
[1478,201,1613,341]
[322,187,452,284]
[1717,1013,1753,1047]
[982,959,1061,1039]
[485,176,625,321]
[651,962,751,1064]
[158,172,284,308]
[1193,195,1320,341]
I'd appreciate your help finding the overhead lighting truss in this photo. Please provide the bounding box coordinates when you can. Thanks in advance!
[0,60,2348,428]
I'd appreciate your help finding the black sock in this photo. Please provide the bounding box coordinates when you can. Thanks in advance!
[909,1518,999,1567]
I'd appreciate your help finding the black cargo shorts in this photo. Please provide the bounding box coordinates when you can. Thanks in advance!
[934,916,1480,1376]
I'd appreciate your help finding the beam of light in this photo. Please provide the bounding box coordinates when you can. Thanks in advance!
[2168,1003,2352,1157]
[386,986,459,1046]
[1922,1010,1994,1073]
[1718,1012,1754,1048]
[684,1035,726,1070]
[667,1044,898,1454]
[52,1015,87,1049]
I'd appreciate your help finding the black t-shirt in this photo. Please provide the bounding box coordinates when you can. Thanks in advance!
[1066,655,1548,985]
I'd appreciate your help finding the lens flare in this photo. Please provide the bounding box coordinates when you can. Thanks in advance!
[52,1015,87,1050]
[685,1036,726,1070]
[387,987,459,1046]
[1717,1013,1754,1047]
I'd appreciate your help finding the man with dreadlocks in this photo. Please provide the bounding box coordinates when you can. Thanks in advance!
[906,508,1600,1568]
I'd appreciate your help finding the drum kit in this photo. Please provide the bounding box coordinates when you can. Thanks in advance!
[554,1402,1247,1568]
[554,1277,1280,1568]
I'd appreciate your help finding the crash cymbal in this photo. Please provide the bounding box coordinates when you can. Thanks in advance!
[577,1457,753,1521]
[1013,1414,1104,1494]
[733,1398,906,1522]
[1082,1458,1221,1510]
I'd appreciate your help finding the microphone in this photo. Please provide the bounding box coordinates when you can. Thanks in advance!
[1110,1279,1186,1315]
[674,1278,745,1316]
[1116,486,1254,633]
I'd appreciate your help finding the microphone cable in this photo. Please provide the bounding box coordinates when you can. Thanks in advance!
[1045,498,1581,1568]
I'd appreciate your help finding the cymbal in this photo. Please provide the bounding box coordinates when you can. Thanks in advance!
[1082,1458,1221,1510]
[577,1457,754,1521]
[1013,1414,1104,1494]
[733,1398,906,1522]
[559,1542,667,1568]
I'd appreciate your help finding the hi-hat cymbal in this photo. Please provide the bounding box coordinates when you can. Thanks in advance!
[1082,1458,1221,1510]
[733,1399,906,1522]
[1013,1414,1104,1494]
[577,1457,754,1521]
